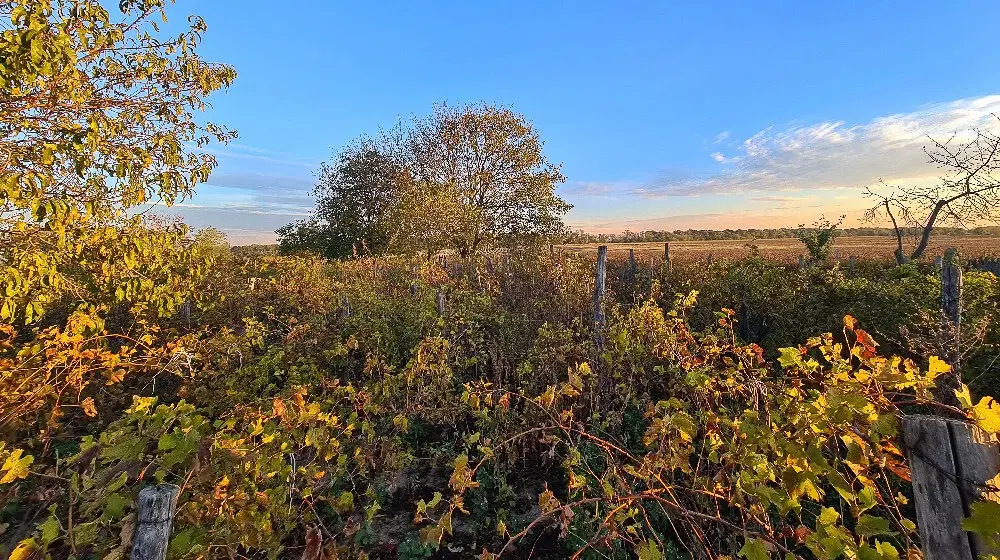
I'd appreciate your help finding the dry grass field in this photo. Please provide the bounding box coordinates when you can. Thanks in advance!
[557,235,1000,265]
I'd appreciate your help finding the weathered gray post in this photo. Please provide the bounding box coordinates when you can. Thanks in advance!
[180,298,191,328]
[629,248,637,279]
[798,255,805,269]
[942,248,962,361]
[664,243,671,272]
[436,289,445,317]
[848,255,856,269]
[707,254,713,266]
[935,255,944,268]
[594,246,607,349]
[903,415,1000,560]
[131,485,178,560]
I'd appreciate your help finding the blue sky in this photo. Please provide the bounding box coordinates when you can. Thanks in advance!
[164,1,1000,243]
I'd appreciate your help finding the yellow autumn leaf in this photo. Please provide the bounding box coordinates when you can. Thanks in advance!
[81,397,97,417]
[0,449,34,484]
[8,538,38,560]
[927,356,951,378]
[970,396,1000,434]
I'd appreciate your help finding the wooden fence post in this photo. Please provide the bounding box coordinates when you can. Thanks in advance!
[707,254,713,266]
[594,246,607,349]
[664,243,671,272]
[131,485,178,560]
[436,289,445,317]
[629,248,637,279]
[798,255,805,269]
[903,415,1000,560]
[848,255,856,269]
[942,248,962,367]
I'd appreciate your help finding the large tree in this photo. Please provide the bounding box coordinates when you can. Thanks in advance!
[400,103,570,257]
[865,120,1000,264]
[283,103,571,259]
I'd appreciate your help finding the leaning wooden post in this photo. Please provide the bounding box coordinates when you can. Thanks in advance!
[664,243,671,272]
[131,485,178,560]
[942,248,962,369]
[593,246,607,350]
[903,415,1000,560]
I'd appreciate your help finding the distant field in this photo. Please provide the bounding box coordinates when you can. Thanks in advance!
[557,235,1000,265]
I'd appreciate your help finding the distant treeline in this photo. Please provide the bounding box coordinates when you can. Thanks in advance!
[562,226,1000,244]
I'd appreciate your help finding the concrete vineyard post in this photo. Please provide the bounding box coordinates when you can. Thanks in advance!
[902,415,1000,560]
[664,243,671,272]
[594,245,607,350]
[131,485,178,560]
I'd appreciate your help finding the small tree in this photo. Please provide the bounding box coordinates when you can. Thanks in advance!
[796,215,844,263]
[865,119,1000,264]
[277,139,403,258]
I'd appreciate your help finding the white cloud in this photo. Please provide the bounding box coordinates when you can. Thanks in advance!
[636,95,1000,198]
[713,131,730,143]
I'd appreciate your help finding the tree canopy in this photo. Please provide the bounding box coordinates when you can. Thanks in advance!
[277,139,403,258]
[279,103,571,258]
[1,0,237,323]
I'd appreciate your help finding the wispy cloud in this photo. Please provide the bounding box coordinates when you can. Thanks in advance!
[560,180,632,197]
[713,131,730,144]
[635,95,1000,198]
[197,144,321,170]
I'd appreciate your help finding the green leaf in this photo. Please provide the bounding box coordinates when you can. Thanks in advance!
[817,507,840,527]
[739,538,770,560]
[638,540,663,560]
[856,514,893,537]
[39,513,60,545]
[962,501,1000,535]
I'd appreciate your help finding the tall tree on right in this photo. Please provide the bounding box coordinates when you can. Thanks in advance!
[865,119,1000,264]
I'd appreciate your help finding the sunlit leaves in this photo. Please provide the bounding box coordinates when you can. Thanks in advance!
[0,445,34,484]
[1,0,237,324]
